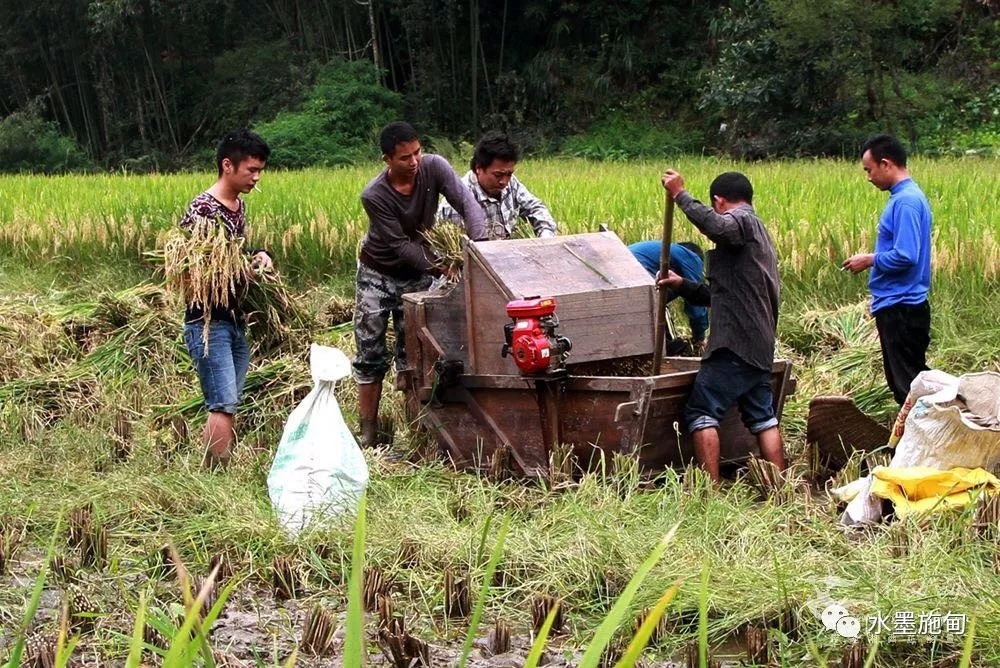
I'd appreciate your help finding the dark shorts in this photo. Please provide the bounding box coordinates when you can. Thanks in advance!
[183,320,250,415]
[352,262,433,384]
[684,348,777,435]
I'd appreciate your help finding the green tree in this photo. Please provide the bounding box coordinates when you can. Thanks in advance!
[0,109,92,173]
[255,60,402,167]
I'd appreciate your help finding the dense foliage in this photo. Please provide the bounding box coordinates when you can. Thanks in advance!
[0,0,996,170]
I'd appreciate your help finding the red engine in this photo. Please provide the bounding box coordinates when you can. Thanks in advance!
[501,297,572,374]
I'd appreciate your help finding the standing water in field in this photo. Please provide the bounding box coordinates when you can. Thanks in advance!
[267,344,369,534]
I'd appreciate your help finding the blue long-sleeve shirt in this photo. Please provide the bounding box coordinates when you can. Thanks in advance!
[869,178,932,313]
[628,241,709,341]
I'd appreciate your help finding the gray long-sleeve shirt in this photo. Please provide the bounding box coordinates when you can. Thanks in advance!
[359,154,487,279]
[674,190,780,371]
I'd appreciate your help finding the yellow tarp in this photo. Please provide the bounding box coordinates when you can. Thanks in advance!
[869,466,1000,517]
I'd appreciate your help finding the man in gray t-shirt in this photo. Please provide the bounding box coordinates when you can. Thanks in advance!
[658,170,785,483]
[353,121,486,448]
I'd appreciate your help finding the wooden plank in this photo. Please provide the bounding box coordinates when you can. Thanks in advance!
[453,386,537,475]
[473,233,653,296]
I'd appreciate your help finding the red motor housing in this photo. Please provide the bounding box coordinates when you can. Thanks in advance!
[501,297,572,374]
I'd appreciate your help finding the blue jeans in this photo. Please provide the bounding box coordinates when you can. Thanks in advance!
[183,320,250,415]
[684,348,777,435]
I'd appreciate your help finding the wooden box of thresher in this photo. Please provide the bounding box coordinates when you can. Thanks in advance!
[398,232,795,476]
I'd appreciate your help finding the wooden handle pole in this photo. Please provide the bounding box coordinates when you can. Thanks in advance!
[652,193,674,375]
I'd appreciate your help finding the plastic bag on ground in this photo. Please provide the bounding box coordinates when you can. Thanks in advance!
[890,371,1000,470]
[267,344,369,534]
[835,369,1000,526]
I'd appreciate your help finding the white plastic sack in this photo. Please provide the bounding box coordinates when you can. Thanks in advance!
[833,476,883,525]
[890,371,1000,470]
[835,370,1000,526]
[267,344,369,534]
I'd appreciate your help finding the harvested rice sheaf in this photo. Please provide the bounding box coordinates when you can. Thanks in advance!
[161,219,251,350]
[300,604,337,656]
[162,219,312,353]
[422,222,466,280]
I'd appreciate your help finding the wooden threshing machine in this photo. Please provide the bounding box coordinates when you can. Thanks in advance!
[398,232,795,476]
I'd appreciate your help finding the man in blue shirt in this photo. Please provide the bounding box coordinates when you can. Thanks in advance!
[628,241,709,352]
[843,134,932,405]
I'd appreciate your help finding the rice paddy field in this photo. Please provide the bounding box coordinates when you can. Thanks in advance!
[1,157,999,666]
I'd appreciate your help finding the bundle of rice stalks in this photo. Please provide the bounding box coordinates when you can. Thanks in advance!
[57,283,172,353]
[634,605,670,646]
[599,637,626,668]
[67,504,93,550]
[243,269,315,355]
[80,308,182,384]
[67,582,99,632]
[0,366,100,426]
[80,522,108,570]
[111,409,132,462]
[798,301,876,352]
[443,567,470,618]
[888,521,910,558]
[531,594,563,634]
[0,524,20,575]
[148,544,176,581]
[684,641,721,668]
[422,222,466,279]
[0,301,74,382]
[143,624,167,655]
[163,221,249,313]
[745,456,791,505]
[364,566,390,611]
[487,618,511,656]
[300,604,337,656]
[744,624,770,665]
[162,221,252,348]
[23,631,57,668]
[154,414,189,460]
[377,592,403,634]
[209,553,234,585]
[379,628,430,667]
[548,442,576,489]
[191,574,219,614]
[972,493,1000,540]
[396,537,420,569]
[840,639,867,668]
[320,294,355,327]
[164,356,309,433]
[271,555,299,601]
[489,442,512,482]
[49,554,77,584]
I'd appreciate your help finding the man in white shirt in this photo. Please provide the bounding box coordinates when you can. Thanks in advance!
[438,131,557,240]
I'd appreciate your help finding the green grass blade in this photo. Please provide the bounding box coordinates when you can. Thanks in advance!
[473,512,494,565]
[803,636,827,664]
[55,636,82,668]
[6,516,61,668]
[125,591,148,668]
[698,559,708,668]
[958,616,977,668]
[524,602,562,668]
[162,566,221,667]
[862,634,879,668]
[459,514,510,668]
[613,580,681,668]
[579,522,680,668]
[344,491,368,667]
[186,573,238,666]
